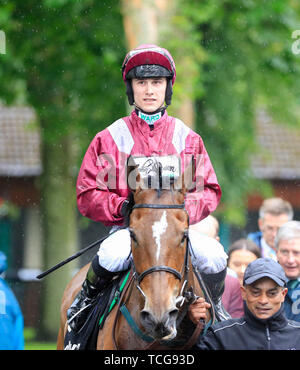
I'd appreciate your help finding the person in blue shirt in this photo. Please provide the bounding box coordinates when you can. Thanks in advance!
[0,251,24,350]
[275,221,300,322]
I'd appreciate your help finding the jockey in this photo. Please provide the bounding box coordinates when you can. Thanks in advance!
[67,44,229,331]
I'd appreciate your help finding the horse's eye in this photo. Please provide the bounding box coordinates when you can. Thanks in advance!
[181,230,188,244]
[129,228,137,243]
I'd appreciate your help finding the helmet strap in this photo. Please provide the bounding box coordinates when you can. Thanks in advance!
[165,79,173,106]
[126,80,134,105]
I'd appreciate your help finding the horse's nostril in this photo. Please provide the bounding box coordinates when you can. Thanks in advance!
[140,310,155,326]
[155,322,170,338]
[164,308,178,328]
[140,308,179,340]
[168,308,179,319]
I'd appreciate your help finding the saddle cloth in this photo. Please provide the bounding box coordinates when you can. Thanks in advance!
[64,270,130,350]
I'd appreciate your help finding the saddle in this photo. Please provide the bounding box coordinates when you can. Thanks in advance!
[64,269,131,350]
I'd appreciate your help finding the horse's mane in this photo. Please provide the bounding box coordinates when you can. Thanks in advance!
[123,191,135,228]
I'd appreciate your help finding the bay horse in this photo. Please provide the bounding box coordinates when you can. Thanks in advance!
[57,160,213,350]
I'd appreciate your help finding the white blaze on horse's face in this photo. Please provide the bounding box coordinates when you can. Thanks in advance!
[152,211,168,261]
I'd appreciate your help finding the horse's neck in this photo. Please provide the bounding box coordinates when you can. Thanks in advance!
[113,272,147,350]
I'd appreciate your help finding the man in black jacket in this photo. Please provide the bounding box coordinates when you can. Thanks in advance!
[191,258,300,350]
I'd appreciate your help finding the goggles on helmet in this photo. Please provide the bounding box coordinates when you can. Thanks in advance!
[122,45,176,85]
[122,45,176,107]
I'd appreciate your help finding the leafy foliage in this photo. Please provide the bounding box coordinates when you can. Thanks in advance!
[0,0,127,157]
[1,0,300,224]
[0,0,127,338]
[165,0,300,224]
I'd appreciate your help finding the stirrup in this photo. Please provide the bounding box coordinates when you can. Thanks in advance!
[66,280,100,332]
[67,302,93,327]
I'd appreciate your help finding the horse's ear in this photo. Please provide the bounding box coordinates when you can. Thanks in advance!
[127,155,142,193]
[173,156,195,195]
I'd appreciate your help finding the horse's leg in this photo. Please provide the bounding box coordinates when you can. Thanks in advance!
[57,326,65,350]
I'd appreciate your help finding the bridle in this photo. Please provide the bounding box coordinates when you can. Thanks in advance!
[129,202,193,307]
[112,201,210,349]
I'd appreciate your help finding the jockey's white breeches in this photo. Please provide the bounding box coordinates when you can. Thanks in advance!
[97,227,227,275]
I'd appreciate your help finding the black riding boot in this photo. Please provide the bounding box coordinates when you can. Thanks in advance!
[67,257,116,332]
[201,268,231,322]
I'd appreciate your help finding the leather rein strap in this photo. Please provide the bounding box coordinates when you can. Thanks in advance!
[132,204,184,209]
[112,270,135,349]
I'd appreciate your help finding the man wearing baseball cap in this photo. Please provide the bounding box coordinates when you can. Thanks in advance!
[193,258,300,350]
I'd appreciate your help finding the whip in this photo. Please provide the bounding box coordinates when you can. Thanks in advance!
[36,233,111,279]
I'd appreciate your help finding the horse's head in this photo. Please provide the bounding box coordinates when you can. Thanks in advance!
[127,157,195,341]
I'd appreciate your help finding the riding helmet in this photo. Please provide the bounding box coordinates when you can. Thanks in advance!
[122,44,176,106]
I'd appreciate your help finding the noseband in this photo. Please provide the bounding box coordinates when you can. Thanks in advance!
[130,203,190,304]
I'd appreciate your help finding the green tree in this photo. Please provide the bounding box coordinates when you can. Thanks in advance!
[164,0,300,225]
[0,0,126,339]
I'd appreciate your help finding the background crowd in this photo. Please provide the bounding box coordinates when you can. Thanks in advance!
[192,197,300,323]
